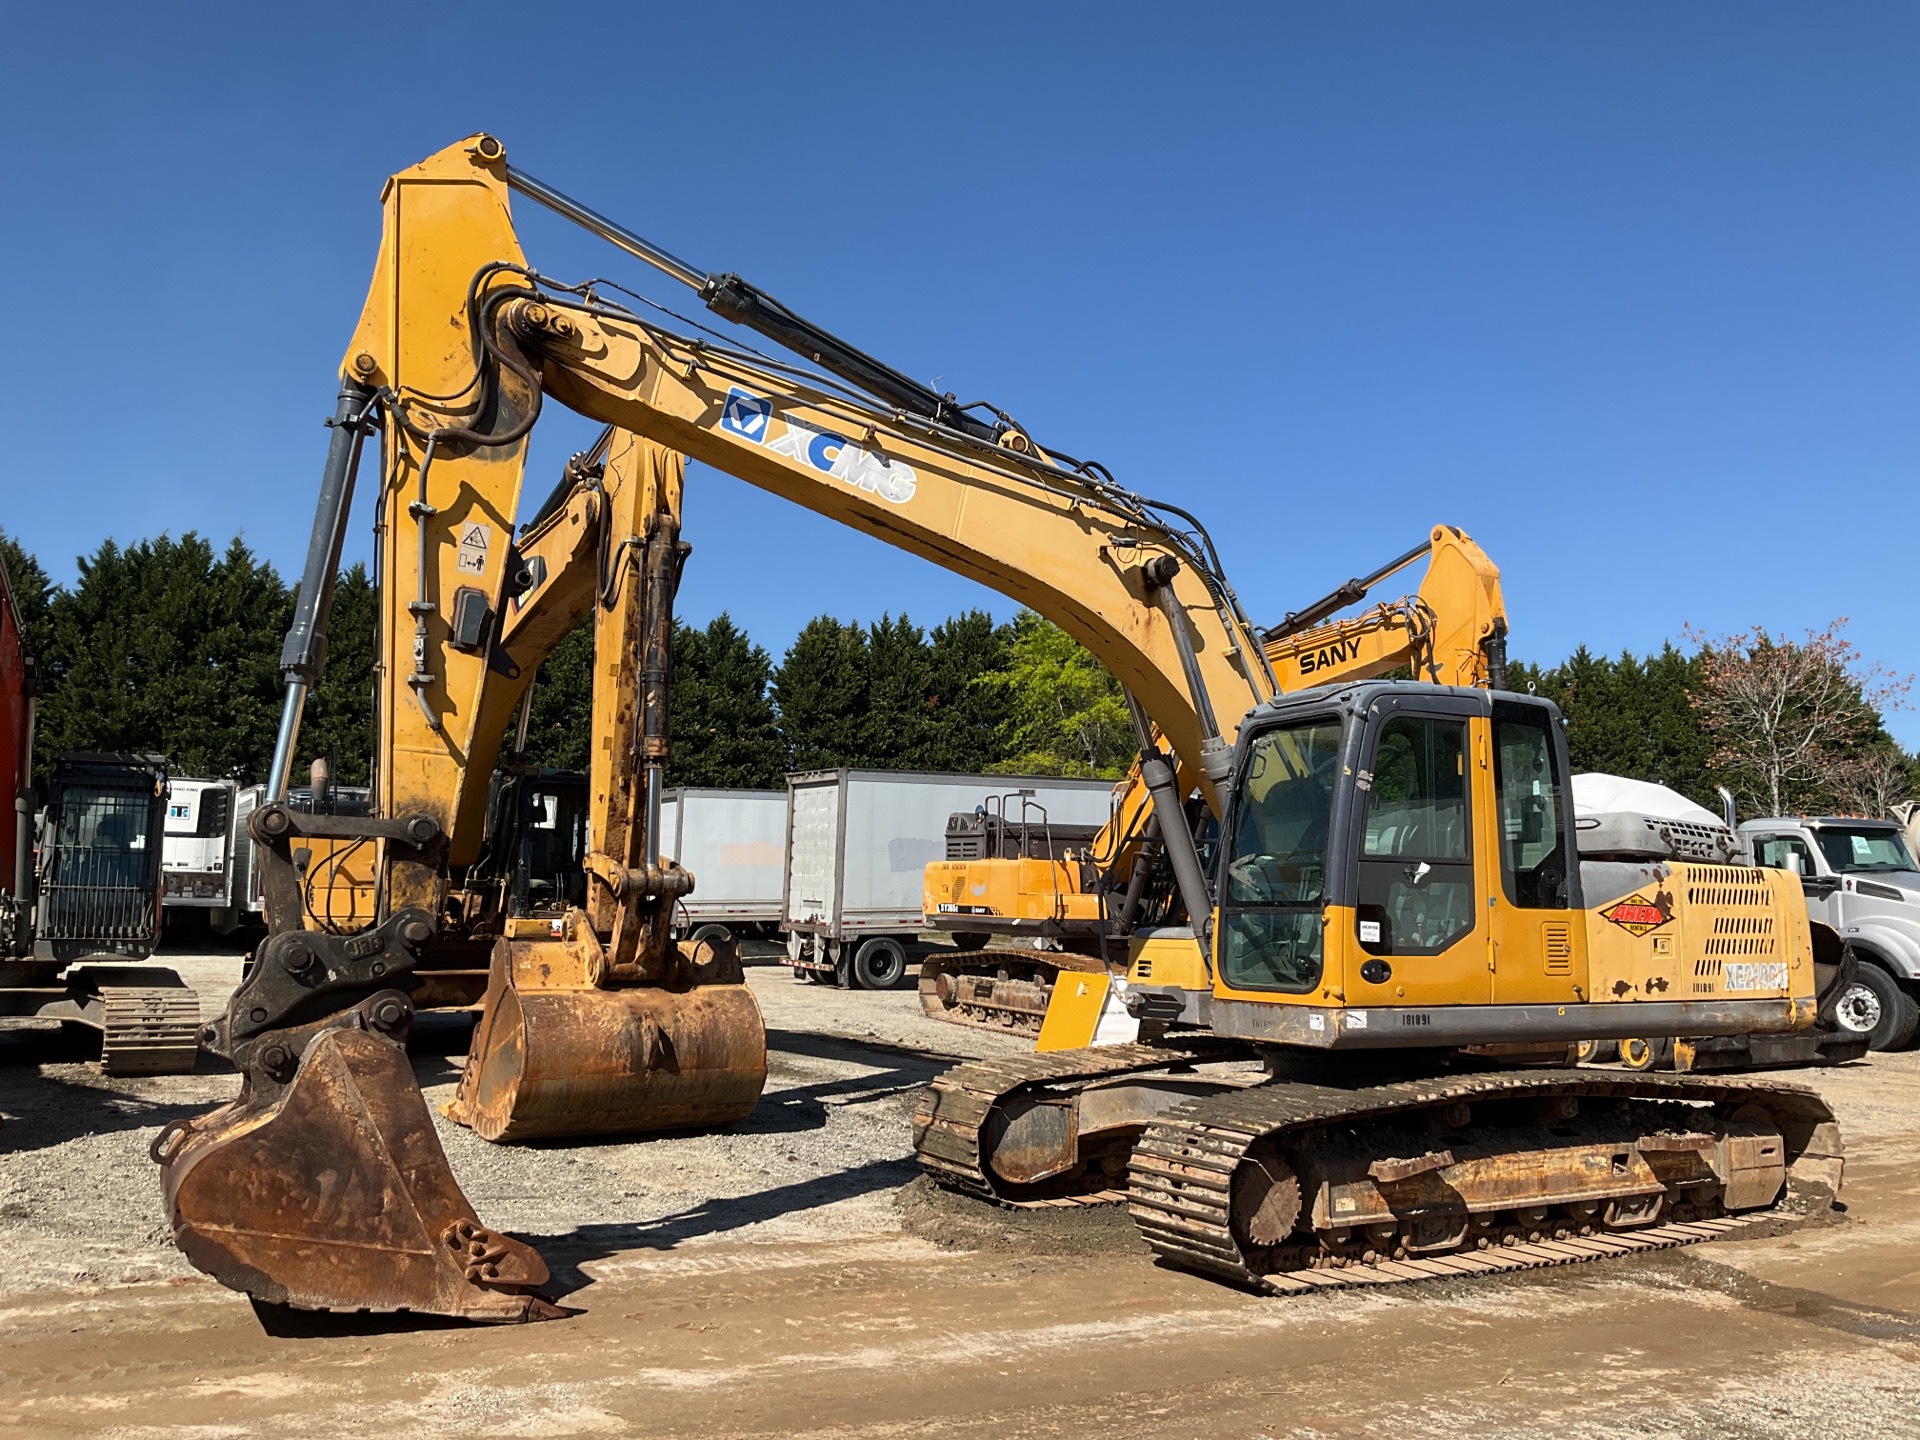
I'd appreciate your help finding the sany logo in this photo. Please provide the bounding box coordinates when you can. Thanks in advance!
[718,386,917,505]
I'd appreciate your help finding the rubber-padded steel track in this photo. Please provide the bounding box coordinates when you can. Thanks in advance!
[913,1039,1249,1201]
[1129,1068,1841,1294]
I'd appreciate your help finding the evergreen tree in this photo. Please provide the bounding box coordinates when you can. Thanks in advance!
[860,613,936,768]
[923,609,1016,772]
[35,534,289,783]
[518,618,594,772]
[0,528,54,663]
[670,613,785,788]
[1512,644,1716,806]
[297,563,378,786]
[772,616,871,772]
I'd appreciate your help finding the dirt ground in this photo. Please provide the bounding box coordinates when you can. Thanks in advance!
[3,948,1919,1440]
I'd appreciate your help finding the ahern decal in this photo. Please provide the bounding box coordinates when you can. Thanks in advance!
[719,385,917,504]
[1599,891,1674,936]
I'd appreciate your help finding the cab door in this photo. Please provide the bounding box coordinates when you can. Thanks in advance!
[1485,699,1585,1005]
[1346,699,1491,1008]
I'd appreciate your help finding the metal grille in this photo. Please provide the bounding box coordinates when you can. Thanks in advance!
[40,786,161,941]
[1542,921,1574,974]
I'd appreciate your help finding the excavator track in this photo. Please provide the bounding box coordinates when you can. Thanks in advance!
[99,987,201,1076]
[1128,1069,1843,1295]
[913,1038,1258,1202]
[917,951,1106,1035]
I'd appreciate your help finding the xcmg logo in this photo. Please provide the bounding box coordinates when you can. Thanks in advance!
[718,386,917,505]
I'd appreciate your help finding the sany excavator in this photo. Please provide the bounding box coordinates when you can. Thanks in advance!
[154,136,1843,1321]
[920,526,1509,1033]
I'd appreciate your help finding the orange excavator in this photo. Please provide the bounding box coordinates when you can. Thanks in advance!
[153,137,1841,1322]
[919,526,1509,1032]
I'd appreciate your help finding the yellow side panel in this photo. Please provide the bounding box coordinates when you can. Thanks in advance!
[1585,863,1813,1009]
[922,857,1095,922]
[1037,971,1111,1052]
[1126,932,1210,989]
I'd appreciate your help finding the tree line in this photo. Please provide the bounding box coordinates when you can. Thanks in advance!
[3,525,1912,818]
[0,528,1136,792]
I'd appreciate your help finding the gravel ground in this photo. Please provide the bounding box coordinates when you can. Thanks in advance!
[0,945,1030,1298]
[4,947,1920,1439]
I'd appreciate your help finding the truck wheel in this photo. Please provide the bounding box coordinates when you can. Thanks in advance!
[1836,964,1919,1051]
[951,932,990,952]
[852,937,909,990]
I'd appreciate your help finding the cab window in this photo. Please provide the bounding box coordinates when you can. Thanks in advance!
[1220,719,1341,993]
[1752,834,1819,876]
[1492,703,1569,909]
[1355,715,1474,955]
[1812,827,1916,875]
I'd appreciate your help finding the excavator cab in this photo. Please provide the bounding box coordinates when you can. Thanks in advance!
[1213,684,1581,1017]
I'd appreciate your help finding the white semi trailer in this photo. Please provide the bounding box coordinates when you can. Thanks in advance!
[782,768,1117,990]
[658,787,787,944]
[160,778,237,927]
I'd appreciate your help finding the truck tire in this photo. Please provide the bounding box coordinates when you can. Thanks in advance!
[852,937,909,990]
[951,932,990,952]
[1835,963,1919,1052]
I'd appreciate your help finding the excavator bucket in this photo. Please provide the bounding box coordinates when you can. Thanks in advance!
[446,931,767,1143]
[155,1000,561,1322]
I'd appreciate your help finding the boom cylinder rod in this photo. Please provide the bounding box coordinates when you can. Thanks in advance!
[1142,556,1231,785]
[1126,693,1215,949]
[504,162,997,443]
[269,380,375,800]
[1264,536,1434,643]
[1113,812,1161,932]
[637,523,678,871]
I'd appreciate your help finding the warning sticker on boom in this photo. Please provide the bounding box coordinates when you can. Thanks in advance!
[457,522,491,575]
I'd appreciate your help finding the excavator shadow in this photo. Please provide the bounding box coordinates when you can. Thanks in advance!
[248,1300,490,1338]
[763,1027,979,1073]
[522,1156,917,1300]
[0,1064,213,1156]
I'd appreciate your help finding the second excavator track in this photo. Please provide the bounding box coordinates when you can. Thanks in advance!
[1128,1069,1843,1295]
[913,1037,1257,1202]
[916,951,1108,1035]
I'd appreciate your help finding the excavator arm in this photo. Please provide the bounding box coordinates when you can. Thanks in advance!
[156,134,1283,1322]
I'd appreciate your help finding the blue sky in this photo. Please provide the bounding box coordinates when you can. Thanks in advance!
[4,4,1915,743]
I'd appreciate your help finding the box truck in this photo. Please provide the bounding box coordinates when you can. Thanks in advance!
[782,769,1116,989]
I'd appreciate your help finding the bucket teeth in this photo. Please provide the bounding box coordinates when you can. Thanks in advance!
[157,1024,556,1322]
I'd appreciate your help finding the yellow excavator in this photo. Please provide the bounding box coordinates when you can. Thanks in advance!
[154,136,1843,1321]
[920,526,1509,1032]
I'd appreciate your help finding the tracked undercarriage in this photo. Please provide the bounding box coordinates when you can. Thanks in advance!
[916,950,1109,1035]
[914,1045,1843,1293]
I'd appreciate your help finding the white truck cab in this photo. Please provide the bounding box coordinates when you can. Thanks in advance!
[1741,815,1920,1049]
